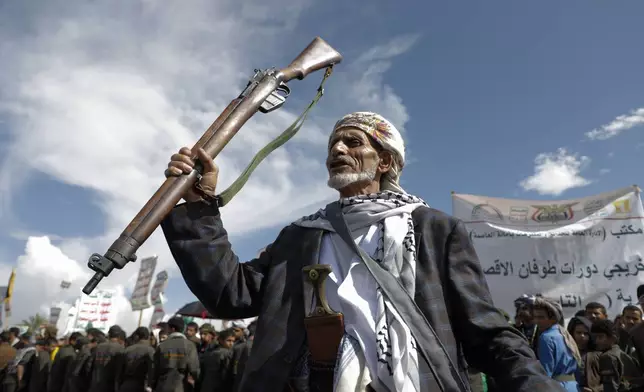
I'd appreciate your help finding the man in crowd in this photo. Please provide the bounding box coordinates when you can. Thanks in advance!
[514,295,539,350]
[3,333,37,392]
[232,321,256,392]
[151,316,200,392]
[585,302,609,322]
[230,322,246,346]
[532,297,581,391]
[48,331,82,392]
[61,335,91,392]
[0,331,16,386]
[8,328,23,350]
[591,319,642,392]
[185,322,201,347]
[89,325,126,392]
[161,111,561,391]
[196,323,217,357]
[618,305,642,354]
[198,328,236,391]
[28,338,53,392]
[118,327,155,392]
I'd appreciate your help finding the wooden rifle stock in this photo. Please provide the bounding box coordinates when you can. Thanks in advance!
[83,37,342,294]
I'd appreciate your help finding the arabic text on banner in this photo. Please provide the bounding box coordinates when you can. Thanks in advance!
[129,256,158,311]
[452,185,644,319]
[73,289,116,333]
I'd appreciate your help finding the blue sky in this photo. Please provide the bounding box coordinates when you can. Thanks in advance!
[0,1,642,331]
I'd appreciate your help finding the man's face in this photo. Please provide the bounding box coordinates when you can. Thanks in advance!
[200,332,213,344]
[515,304,534,324]
[593,333,615,351]
[622,309,642,330]
[532,309,556,331]
[326,128,386,190]
[585,307,607,322]
[219,335,236,350]
[572,324,590,350]
[232,328,244,340]
[186,326,197,337]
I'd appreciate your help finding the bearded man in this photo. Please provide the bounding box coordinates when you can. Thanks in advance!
[161,112,562,392]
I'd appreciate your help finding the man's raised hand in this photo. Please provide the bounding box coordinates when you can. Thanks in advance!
[165,147,219,203]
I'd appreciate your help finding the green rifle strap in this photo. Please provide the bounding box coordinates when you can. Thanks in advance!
[215,66,334,207]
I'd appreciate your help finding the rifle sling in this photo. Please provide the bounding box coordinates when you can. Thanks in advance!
[215,67,333,207]
[324,201,470,392]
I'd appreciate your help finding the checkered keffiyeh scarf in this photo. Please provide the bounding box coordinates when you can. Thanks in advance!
[295,191,428,391]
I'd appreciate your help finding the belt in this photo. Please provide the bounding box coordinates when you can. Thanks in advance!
[553,374,576,382]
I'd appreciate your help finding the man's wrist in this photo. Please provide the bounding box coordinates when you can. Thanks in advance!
[193,183,220,207]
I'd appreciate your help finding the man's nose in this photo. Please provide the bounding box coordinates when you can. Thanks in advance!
[330,141,348,156]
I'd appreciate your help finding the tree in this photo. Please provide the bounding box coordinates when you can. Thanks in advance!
[21,314,47,333]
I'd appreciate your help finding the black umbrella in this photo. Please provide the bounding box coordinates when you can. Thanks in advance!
[175,301,215,319]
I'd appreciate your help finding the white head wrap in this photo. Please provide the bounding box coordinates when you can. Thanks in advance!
[332,112,406,193]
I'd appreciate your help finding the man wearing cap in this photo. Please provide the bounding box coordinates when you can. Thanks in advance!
[232,321,256,392]
[162,112,562,392]
[197,324,217,357]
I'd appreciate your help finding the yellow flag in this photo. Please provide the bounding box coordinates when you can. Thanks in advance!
[5,269,15,314]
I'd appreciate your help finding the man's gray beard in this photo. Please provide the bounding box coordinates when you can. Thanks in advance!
[327,166,377,190]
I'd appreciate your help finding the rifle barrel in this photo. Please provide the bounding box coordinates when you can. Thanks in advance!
[82,37,343,294]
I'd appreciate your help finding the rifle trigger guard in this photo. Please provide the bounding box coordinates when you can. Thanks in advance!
[259,82,290,113]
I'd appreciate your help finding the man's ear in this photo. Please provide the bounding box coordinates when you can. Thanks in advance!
[378,151,393,174]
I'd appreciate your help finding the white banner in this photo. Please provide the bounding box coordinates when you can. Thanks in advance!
[130,256,158,311]
[150,270,168,306]
[73,289,116,333]
[452,185,644,319]
[148,271,168,328]
[49,307,62,326]
[149,306,165,328]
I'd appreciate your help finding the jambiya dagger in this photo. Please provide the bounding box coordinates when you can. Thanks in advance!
[82,37,343,294]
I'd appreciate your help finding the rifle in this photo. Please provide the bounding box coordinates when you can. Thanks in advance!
[82,37,343,294]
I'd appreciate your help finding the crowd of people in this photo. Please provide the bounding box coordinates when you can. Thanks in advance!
[0,315,256,392]
[1,108,637,392]
[469,287,644,392]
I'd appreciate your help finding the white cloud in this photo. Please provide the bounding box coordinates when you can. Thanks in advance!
[585,107,644,140]
[0,1,416,330]
[599,168,611,175]
[6,237,147,335]
[519,148,592,196]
